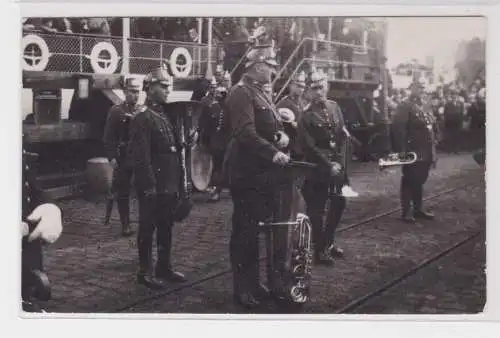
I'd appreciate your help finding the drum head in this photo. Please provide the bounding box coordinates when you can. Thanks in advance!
[190,144,214,192]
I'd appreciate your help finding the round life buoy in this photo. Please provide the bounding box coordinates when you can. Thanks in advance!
[90,42,119,74]
[22,34,50,71]
[169,47,193,78]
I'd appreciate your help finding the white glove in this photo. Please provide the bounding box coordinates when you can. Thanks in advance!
[272,151,290,166]
[275,131,290,149]
[22,221,29,237]
[26,203,63,244]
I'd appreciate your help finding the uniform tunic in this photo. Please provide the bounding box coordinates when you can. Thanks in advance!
[298,99,348,252]
[127,101,182,273]
[391,95,439,213]
[128,102,181,195]
[21,146,47,303]
[103,102,139,196]
[225,75,285,291]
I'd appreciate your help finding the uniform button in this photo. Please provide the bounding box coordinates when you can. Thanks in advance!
[27,197,31,203]
[25,181,29,187]
[25,165,29,170]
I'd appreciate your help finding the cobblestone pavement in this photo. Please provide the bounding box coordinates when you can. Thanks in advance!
[39,152,484,313]
[120,181,485,313]
[350,233,486,314]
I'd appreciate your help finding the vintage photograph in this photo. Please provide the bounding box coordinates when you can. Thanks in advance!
[20,16,486,314]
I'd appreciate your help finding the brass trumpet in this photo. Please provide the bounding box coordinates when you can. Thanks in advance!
[378,152,418,170]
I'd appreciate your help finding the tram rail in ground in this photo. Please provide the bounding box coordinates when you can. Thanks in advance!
[111,181,481,313]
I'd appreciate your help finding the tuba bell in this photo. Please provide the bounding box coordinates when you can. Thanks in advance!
[378,152,418,170]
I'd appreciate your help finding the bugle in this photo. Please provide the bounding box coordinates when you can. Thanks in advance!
[378,152,418,170]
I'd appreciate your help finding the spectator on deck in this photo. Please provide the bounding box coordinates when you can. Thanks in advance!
[40,18,59,33]
[87,17,111,36]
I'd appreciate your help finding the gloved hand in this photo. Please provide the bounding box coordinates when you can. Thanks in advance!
[273,151,290,166]
[26,203,63,244]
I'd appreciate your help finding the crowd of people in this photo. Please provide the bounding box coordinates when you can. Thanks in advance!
[387,75,486,152]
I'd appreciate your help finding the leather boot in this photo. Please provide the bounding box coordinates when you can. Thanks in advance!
[232,265,261,309]
[137,233,167,289]
[155,225,187,283]
[401,181,415,223]
[413,185,434,220]
[117,198,134,237]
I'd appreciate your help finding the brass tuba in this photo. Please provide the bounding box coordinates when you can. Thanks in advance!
[258,161,316,310]
[378,152,418,170]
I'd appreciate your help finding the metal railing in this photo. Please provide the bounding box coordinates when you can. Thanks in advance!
[21,31,222,77]
[273,56,378,102]
[271,37,378,88]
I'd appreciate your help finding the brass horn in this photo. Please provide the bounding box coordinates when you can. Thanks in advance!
[378,152,418,170]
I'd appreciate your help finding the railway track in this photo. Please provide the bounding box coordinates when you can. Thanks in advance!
[334,230,484,313]
[111,181,480,313]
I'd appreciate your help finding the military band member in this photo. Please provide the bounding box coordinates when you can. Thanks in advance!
[298,69,347,263]
[225,44,290,308]
[199,77,231,202]
[391,79,438,223]
[22,136,63,311]
[276,71,307,158]
[103,77,142,237]
[127,67,187,289]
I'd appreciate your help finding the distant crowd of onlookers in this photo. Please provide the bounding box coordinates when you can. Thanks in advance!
[387,76,486,152]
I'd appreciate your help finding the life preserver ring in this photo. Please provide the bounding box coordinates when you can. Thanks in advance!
[22,34,50,71]
[169,47,192,78]
[90,42,119,74]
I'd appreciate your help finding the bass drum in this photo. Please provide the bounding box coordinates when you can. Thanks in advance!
[190,143,214,192]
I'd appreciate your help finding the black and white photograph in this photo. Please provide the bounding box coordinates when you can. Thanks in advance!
[19,14,486,316]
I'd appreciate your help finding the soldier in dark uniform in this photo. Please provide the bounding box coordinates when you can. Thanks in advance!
[199,76,231,202]
[391,78,439,223]
[276,71,307,159]
[225,44,291,308]
[127,67,187,289]
[297,69,348,263]
[102,77,142,237]
[22,136,63,311]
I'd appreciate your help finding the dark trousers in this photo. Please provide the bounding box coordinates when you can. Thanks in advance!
[112,160,134,227]
[22,239,43,301]
[302,178,346,254]
[229,183,276,294]
[444,123,462,152]
[136,193,177,274]
[401,161,432,215]
[210,149,226,191]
